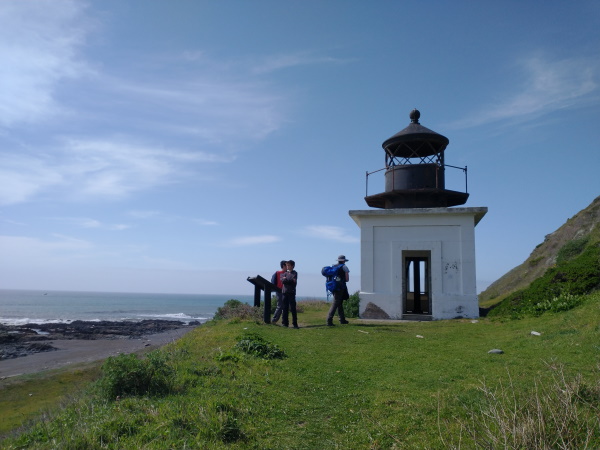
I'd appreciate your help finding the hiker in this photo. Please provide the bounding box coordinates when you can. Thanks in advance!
[327,255,350,326]
[270,260,286,323]
[281,260,299,329]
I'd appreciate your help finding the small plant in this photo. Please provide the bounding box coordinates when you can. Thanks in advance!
[345,290,360,318]
[214,349,240,362]
[96,350,175,400]
[234,333,286,360]
[533,292,584,314]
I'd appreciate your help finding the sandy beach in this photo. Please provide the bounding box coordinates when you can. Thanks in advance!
[0,327,196,379]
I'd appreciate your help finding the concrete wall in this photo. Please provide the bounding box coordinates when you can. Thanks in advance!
[349,207,487,320]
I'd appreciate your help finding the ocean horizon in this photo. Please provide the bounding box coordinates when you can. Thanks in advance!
[0,289,257,326]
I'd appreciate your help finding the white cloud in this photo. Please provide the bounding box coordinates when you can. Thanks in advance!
[55,217,131,231]
[250,52,349,74]
[128,210,161,219]
[303,225,359,243]
[113,77,285,143]
[0,1,91,127]
[0,2,292,206]
[225,235,281,246]
[450,55,599,129]
[0,138,230,205]
[0,153,64,205]
[194,219,219,226]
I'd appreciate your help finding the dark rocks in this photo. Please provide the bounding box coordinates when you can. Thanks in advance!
[361,302,391,319]
[0,320,192,360]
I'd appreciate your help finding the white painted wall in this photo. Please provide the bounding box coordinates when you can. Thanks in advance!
[349,207,487,320]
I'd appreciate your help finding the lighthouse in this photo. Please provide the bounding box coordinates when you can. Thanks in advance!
[349,110,487,320]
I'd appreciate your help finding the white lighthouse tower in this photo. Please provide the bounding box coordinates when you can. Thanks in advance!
[350,110,487,320]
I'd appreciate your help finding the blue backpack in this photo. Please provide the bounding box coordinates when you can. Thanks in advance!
[321,264,343,293]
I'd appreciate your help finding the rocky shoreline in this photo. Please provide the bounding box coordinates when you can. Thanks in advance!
[0,319,200,360]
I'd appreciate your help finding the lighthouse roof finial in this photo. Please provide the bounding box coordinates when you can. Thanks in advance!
[410,108,420,123]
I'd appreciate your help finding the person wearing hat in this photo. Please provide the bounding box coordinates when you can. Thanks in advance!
[280,260,299,328]
[327,255,350,326]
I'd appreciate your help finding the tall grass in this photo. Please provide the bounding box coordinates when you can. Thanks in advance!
[441,364,600,449]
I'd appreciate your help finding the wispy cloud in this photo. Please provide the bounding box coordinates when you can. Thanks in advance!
[303,225,359,243]
[194,219,219,226]
[128,210,161,219]
[111,78,286,143]
[449,55,599,129]
[0,153,64,205]
[0,138,230,205]
[0,3,292,206]
[55,217,131,231]
[0,1,91,127]
[224,235,281,246]
[250,52,350,74]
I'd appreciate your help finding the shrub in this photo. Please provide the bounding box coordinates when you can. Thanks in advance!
[214,299,261,321]
[96,350,175,400]
[556,236,590,264]
[345,290,360,318]
[234,333,286,359]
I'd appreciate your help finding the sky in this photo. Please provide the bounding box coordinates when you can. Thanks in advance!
[1,1,599,297]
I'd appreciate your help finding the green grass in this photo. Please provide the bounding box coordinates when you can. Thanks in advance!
[2,296,599,449]
[0,363,101,436]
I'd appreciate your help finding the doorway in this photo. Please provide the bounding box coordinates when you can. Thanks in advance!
[403,251,431,315]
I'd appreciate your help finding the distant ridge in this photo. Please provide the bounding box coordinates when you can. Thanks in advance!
[479,195,600,307]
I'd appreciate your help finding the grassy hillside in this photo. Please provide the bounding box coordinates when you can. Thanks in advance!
[480,195,600,308]
[2,299,599,449]
[487,242,600,319]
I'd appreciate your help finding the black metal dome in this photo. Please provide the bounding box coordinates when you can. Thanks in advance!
[382,109,449,158]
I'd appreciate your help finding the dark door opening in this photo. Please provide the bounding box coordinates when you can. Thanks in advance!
[403,252,431,315]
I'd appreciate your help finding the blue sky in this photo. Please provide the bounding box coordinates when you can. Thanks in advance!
[1,1,599,297]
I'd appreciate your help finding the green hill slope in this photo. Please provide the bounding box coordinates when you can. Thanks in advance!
[480,195,600,308]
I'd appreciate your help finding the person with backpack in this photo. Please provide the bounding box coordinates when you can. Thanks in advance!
[270,260,286,324]
[326,255,350,326]
[281,260,299,329]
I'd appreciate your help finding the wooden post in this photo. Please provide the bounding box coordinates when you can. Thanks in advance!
[253,285,261,307]
[264,287,271,324]
[247,275,279,324]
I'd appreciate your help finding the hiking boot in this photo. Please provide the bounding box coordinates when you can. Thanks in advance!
[340,320,349,324]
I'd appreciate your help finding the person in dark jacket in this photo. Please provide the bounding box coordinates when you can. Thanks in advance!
[271,260,286,323]
[327,255,350,326]
[281,260,299,328]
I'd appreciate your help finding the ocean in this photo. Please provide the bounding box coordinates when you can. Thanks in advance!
[0,289,255,326]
